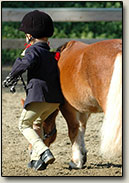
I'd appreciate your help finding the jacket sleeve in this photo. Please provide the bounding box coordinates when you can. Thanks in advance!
[10,47,39,78]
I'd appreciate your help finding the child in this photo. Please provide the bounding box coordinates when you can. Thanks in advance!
[4,10,64,171]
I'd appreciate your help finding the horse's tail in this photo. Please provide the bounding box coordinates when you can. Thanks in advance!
[100,52,122,159]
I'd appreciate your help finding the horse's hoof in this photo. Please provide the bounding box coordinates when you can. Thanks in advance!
[69,161,82,170]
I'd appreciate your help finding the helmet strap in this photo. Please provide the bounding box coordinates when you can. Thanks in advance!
[26,34,34,44]
[28,36,34,44]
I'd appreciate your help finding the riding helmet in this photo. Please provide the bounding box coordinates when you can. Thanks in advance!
[19,10,54,38]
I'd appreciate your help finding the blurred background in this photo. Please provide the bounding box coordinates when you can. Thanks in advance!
[2,1,122,65]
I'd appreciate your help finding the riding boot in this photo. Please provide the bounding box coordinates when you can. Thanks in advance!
[28,149,55,171]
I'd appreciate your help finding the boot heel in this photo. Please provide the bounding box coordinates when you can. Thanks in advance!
[41,149,55,165]
[44,156,55,164]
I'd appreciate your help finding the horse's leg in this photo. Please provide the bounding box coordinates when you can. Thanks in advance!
[70,112,90,169]
[60,102,90,169]
[42,109,59,147]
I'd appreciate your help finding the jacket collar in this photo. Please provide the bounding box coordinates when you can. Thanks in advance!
[34,41,50,50]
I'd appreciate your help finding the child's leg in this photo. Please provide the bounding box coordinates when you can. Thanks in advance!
[19,102,59,159]
[33,117,44,139]
[29,117,45,161]
[26,119,42,161]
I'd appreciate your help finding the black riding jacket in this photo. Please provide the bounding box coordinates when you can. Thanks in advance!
[10,42,64,108]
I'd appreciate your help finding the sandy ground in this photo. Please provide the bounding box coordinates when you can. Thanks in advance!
[2,66,122,176]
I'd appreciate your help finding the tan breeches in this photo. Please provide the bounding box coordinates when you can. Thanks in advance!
[19,102,59,160]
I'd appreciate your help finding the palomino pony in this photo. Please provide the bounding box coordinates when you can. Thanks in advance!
[31,39,122,169]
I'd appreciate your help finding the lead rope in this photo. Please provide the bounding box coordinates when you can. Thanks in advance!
[19,75,27,95]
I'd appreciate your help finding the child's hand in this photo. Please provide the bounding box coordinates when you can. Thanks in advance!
[3,74,20,93]
[3,73,13,87]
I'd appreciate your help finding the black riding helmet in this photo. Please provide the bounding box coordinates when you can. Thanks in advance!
[19,10,54,38]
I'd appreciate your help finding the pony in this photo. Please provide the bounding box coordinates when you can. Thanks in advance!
[29,39,122,169]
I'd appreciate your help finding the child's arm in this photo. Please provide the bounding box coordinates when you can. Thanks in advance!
[10,47,39,79]
[3,46,38,90]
